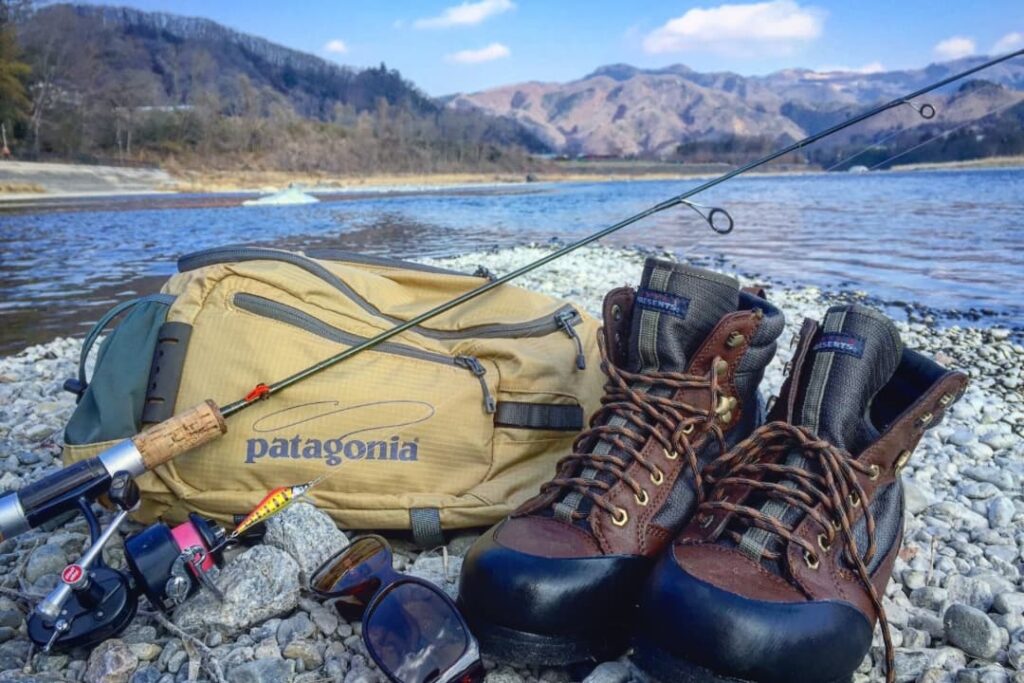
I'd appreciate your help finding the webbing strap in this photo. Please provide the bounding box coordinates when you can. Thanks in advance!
[409,508,445,548]
[494,402,584,432]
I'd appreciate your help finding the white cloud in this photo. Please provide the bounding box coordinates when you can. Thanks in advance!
[933,36,976,61]
[993,32,1024,54]
[818,61,886,74]
[445,42,511,64]
[323,39,348,55]
[414,0,515,29]
[642,0,824,56]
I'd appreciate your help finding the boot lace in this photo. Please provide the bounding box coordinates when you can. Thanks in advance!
[543,334,728,523]
[697,421,894,683]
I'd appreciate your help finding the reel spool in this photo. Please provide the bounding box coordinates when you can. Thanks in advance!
[27,473,226,652]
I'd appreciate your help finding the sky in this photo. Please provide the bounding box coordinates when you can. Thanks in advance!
[83,0,1023,96]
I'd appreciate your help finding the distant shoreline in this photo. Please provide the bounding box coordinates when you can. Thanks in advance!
[2,156,1024,205]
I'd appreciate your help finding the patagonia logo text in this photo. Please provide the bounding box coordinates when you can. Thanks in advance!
[635,288,690,319]
[244,399,434,466]
[813,333,866,358]
[246,435,418,466]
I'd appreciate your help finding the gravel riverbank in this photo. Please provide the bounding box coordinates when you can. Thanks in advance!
[0,245,1021,683]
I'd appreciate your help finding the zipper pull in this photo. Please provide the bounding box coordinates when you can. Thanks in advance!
[456,356,496,414]
[556,310,587,370]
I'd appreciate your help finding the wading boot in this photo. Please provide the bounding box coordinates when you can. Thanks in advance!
[632,304,968,683]
[458,258,785,665]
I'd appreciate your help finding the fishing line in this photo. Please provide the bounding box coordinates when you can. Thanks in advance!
[868,96,1024,170]
[824,99,937,172]
[219,48,1024,420]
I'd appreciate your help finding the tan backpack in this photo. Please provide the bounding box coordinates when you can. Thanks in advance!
[62,247,604,543]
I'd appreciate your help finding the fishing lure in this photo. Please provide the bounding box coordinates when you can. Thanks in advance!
[226,473,330,542]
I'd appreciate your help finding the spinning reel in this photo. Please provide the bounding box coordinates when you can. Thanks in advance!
[26,471,227,652]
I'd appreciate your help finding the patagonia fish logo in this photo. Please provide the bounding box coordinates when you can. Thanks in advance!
[813,332,866,358]
[635,288,690,319]
[245,400,435,466]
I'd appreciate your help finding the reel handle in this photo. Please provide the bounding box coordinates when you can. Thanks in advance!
[132,400,227,470]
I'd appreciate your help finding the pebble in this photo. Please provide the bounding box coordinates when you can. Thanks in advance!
[944,604,1003,659]
[228,658,296,683]
[988,497,1016,528]
[23,544,67,584]
[84,639,139,683]
[994,593,1024,615]
[277,614,316,647]
[582,661,633,683]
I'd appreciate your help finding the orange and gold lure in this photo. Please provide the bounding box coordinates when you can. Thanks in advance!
[227,473,330,542]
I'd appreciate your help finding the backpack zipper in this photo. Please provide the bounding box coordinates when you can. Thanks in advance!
[454,356,497,414]
[233,293,497,414]
[181,247,583,347]
[555,310,587,370]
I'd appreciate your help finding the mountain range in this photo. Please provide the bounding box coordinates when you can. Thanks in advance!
[447,60,1024,157]
[14,4,1024,164]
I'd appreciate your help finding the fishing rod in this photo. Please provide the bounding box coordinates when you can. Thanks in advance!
[0,46,1019,653]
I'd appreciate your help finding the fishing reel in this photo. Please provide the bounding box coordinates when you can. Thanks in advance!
[26,471,227,652]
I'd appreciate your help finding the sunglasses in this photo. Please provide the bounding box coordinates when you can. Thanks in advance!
[311,535,485,683]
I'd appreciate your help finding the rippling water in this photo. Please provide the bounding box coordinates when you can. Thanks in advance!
[1,167,1022,353]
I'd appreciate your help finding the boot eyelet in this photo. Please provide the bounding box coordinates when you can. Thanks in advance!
[681,423,695,435]
[611,304,622,322]
[611,508,629,526]
[714,358,729,376]
[635,489,649,506]
[817,534,832,552]
[662,448,679,461]
[848,492,861,508]
[895,449,912,473]
[698,514,714,528]
[803,550,820,569]
[868,464,880,481]
[726,331,745,348]
[916,412,934,429]
[831,519,841,531]
[650,468,664,485]
[939,393,954,406]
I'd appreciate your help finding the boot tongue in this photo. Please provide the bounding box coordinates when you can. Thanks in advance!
[790,304,904,454]
[549,259,739,527]
[627,258,739,373]
[733,304,904,569]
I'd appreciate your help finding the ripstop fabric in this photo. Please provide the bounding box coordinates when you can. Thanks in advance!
[62,247,605,534]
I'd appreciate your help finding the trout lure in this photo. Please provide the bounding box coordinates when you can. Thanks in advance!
[227,473,330,541]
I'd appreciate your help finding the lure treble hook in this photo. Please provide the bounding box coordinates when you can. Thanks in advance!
[682,199,734,235]
[902,99,936,120]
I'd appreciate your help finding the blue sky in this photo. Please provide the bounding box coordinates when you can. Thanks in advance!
[88,0,1021,95]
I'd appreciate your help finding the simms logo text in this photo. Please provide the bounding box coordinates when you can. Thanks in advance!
[244,400,435,466]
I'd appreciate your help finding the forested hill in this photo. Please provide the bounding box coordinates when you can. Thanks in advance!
[28,4,436,119]
[3,3,547,173]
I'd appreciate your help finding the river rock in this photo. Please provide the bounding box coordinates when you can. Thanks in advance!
[24,544,66,583]
[264,502,349,585]
[944,604,1003,659]
[582,662,632,683]
[84,639,139,683]
[228,658,296,683]
[174,545,300,636]
[988,497,1016,528]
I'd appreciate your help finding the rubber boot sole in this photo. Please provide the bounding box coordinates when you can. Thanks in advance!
[631,639,854,683]
[470,616,628,666]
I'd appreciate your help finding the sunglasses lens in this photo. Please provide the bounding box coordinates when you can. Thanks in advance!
[311,536,392,609]
[365,582,473,683]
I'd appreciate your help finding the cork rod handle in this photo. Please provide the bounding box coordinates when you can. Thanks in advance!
[132,400,227,470]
